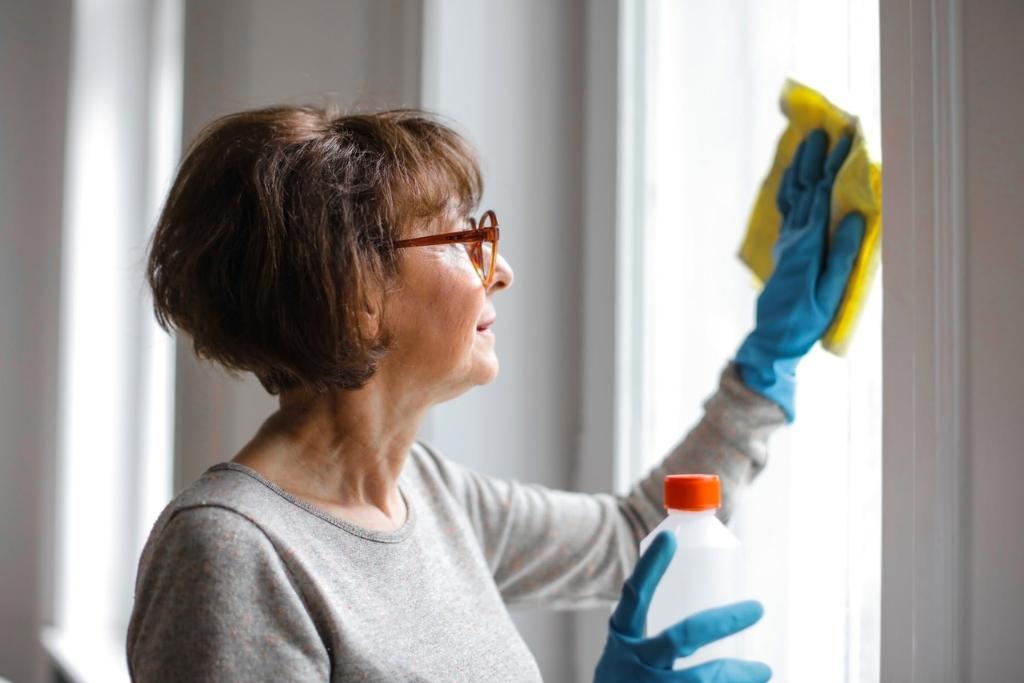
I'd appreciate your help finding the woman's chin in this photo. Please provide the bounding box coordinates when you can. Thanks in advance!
[473,354,500,386]
[479,360,499,385]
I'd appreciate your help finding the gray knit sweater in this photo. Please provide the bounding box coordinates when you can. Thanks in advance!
[126,365,784,682]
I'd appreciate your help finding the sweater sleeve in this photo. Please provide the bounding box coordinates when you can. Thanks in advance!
[426,363,786,610]
[619,363,788,532]
[126,505,331,682]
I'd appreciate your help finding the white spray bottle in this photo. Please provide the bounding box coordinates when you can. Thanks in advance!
[640,474,744,669]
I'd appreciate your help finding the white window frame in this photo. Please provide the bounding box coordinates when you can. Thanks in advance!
[878,0,967,679]
[42,1,183,681]
[574,0,968,680]
[572,0,640,677]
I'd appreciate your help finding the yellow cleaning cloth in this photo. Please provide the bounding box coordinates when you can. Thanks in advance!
[739,80,882,356]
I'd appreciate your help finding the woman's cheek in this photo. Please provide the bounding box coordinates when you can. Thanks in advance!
[439,260,485,325]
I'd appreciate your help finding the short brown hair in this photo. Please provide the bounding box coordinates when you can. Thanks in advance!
[147,105,483,394]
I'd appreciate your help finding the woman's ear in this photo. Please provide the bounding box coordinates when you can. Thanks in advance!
[359,283,392,342]
[359,296,381,339]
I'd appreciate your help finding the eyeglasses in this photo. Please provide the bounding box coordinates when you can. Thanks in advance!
[390,210,501,287]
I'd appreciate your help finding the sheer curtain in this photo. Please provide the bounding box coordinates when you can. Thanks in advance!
[627,1,881,680]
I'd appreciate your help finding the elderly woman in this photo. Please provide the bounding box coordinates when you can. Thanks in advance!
[127,106,862,682]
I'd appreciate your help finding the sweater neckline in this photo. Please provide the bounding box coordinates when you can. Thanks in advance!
[205,460,418,543]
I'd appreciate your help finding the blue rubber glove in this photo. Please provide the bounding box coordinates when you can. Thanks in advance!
[735,129,866,421]
[593,532,772,682]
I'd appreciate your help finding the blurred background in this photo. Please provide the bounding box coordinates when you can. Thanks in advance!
[2,1,1022,682]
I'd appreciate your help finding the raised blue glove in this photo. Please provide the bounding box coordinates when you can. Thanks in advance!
[735,129,866,421]
[593,531,771,682]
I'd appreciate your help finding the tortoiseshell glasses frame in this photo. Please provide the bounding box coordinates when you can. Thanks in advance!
[390,210,501,287]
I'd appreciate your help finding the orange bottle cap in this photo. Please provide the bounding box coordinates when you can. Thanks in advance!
[664,474,721,511]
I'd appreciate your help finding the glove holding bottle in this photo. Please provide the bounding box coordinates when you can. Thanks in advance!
[593,506,771,682]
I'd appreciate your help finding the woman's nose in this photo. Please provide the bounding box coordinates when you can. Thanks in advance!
[488,253,514,293]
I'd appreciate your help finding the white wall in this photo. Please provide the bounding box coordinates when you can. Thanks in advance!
[0,2,70,682]
[963,2,1024,678]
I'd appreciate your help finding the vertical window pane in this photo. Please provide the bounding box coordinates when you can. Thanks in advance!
[632,1,880,680]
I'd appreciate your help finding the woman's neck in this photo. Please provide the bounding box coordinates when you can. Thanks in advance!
[232,378,429,531]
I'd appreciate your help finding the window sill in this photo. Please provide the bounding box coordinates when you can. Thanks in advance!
[40,627,129,683]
